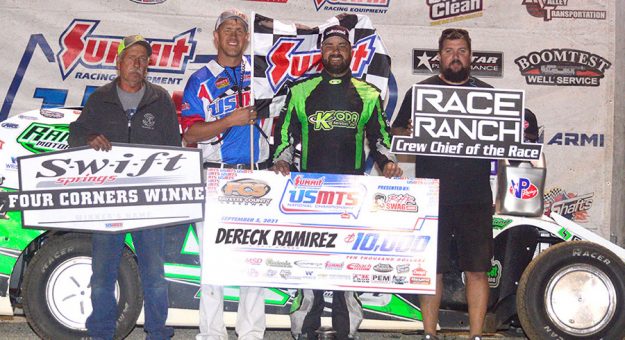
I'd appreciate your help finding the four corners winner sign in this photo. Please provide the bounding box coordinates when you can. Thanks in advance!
[391,84,543,161]
[0,143,204,233]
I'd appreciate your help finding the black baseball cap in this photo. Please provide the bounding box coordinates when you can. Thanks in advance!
[322,25,350,45]
[117,35,152,56]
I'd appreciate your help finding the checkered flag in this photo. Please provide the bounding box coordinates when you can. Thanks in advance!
[544,187,567,215]
[252,13,392,119]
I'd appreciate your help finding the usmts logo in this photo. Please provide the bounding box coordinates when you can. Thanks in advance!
[265,35,376,93]
[427,0,483,25]
[17,123,69,154]
[57,19,197,80]
[508,177,538,200]
[515,48,611,87]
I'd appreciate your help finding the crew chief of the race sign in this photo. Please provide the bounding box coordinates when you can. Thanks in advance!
[271,25,403,340]
[180,9,269,340]
[392,29,493,340]
[68,35,178,340]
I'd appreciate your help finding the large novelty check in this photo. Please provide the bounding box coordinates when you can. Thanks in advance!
[201,169,439,294]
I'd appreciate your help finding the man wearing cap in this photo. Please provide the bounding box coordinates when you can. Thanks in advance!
[180,9,267,340]
[392,29,493,340]
[69,35,178,340]
[271,25,402,340]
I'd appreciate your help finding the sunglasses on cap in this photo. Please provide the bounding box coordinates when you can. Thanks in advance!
[441,28,469,36]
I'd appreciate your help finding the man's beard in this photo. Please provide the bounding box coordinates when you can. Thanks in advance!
[442,60,470,83]
[322,55,351,76]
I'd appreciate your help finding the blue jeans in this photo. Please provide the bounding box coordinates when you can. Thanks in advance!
[87,228,173,340]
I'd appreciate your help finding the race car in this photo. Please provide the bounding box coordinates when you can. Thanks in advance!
[1,107,624,339]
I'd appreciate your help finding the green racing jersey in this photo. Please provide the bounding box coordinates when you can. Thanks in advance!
[273,71,396,175]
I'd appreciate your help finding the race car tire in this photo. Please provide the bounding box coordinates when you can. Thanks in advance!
[22,233,142,340]
[517,241,625,339]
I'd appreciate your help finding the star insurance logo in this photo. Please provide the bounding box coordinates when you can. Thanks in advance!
[57,19,197,80]
[412,49,503,78]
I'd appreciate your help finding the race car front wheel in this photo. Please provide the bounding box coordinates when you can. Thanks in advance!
[517,241,625,339]
[21,233,142,340]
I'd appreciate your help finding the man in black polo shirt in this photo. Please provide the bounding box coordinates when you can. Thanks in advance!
[392,28,492,340]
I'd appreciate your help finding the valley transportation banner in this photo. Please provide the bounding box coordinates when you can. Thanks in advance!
[201,169,439,294]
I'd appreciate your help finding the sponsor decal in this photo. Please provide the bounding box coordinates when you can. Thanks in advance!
[522,0,606,21]
[220,178,272,206]
[372,192,418,212]
[373,263,393,273]
[17,123,70,154]
[303,270,315,278]
[313,0,390,14]
[279,174,365,218]
[246,0,288,2]
[347,263,372,271]
[215,77,230,89]
[18,115,38,121]
[308,110,359,131]
[412,267,427,277]
[410,276,431,285]
[325,261,344,270]
[557,227,581,241]
[508,177,538,200]
[248,268,260,277]
[266,35,376,93]
[266,269,277,277]
[5,157,18,171]
[427,0,483,25]
[205,91,252,118]
[372,274,391,283]
[396,263,410,274]
[487,260,502,288]
[492,217,513,230]
[352,273,370,283]
[0,139,3,150]
[279,269,292,279]
[392,275,407,285]
[245,258,263,265]
[57,19,197,80]
[544,188,593,223]
[515,48,611,87]
[130,0,167,3]
[40,109,64,119]
[548,133,604,147]
[295,260,324,269]
[1,122,19,129]
[266,258,293,268]
[413,49,503,78]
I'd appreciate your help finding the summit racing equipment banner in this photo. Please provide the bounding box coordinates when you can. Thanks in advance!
[201,169,439,294]
[253,13,391,119]
[0,143,204,232]
[391,85,543,161]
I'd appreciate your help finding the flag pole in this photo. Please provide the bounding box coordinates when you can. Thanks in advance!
[249,11,256,170]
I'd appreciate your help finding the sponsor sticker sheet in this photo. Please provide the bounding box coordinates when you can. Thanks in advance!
[201,169,439,294]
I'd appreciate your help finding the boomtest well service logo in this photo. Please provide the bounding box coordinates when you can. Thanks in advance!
[515,48,611,87]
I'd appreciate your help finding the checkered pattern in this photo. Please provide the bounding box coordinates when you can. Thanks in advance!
[252,13,391,119]
[543,187,567,215]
